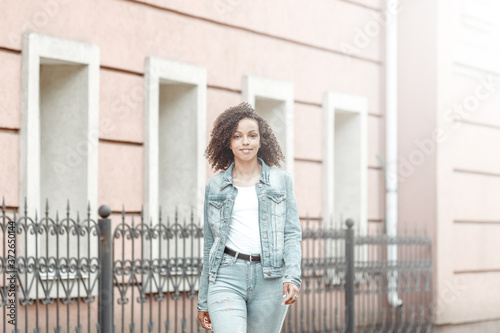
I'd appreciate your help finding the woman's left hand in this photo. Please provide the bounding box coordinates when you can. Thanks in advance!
[282,282,300,305]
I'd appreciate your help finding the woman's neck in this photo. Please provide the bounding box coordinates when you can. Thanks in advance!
[232,158,262,182]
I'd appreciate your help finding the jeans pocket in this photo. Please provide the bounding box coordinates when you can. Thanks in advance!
[219,253,236,267]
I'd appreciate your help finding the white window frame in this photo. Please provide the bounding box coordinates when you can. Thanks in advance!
[242,75,294,176]
[20,33,99,289]
[322,91,368,232]
[143,57,207,291]
[323,91,368,285]
[144,56,207,226]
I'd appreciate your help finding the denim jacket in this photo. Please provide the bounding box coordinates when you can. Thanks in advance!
[197,157,302,312]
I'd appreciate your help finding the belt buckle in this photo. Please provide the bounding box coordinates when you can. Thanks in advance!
[249,255,253,262]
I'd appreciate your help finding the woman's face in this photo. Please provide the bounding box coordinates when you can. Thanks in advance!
[229,117,261,162]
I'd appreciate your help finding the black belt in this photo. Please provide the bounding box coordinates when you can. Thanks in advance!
[224,247,261,263]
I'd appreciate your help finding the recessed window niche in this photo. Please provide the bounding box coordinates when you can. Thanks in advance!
[144,57,207,292]
[243,75,294,175]
[21,33,99,298]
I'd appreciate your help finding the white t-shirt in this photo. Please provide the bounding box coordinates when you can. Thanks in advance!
[225,185,262,255]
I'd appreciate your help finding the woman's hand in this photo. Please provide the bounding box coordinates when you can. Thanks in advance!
[282,282,300,305]
[197,311,212,331]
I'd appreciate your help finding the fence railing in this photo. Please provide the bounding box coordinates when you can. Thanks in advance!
[0,199,433,332]
[0,199,100,333]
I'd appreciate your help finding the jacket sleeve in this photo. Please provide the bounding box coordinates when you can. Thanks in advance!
[197,181,212,312]
[282,171,303,289]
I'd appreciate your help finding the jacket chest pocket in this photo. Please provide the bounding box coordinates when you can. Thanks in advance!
[267,192,287,218]
[207,199,227,227]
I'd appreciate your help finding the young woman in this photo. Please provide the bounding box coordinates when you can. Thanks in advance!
[197,102,302,332]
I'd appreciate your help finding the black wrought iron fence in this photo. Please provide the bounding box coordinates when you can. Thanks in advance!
[287,219,433,333]
[0,198,433,333]
[0,199,100,333]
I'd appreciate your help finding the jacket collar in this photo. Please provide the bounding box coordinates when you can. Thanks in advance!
[220,157,270,190]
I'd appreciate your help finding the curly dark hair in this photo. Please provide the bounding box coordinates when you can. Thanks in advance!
[204,102,285,172]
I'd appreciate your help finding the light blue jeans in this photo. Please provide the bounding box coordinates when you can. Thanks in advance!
[207,252,289,333]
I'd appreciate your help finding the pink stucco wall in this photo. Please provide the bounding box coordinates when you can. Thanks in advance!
[0,0,385,219]
[399,0,500,331]
[0,0,396,331]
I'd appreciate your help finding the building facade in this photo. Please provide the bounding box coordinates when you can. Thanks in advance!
[0,0,498,332]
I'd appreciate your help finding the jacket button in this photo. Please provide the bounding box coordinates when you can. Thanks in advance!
[262,214,266,220]
[267,272,271,276]
[265,252,270,257]
[258,184,263,188]
[262,197,266,201]
[263,233,268,239]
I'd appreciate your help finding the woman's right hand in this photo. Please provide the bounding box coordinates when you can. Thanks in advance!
[197,311,213,331]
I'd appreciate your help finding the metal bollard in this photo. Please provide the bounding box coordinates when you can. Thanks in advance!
[98,205,113,333]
